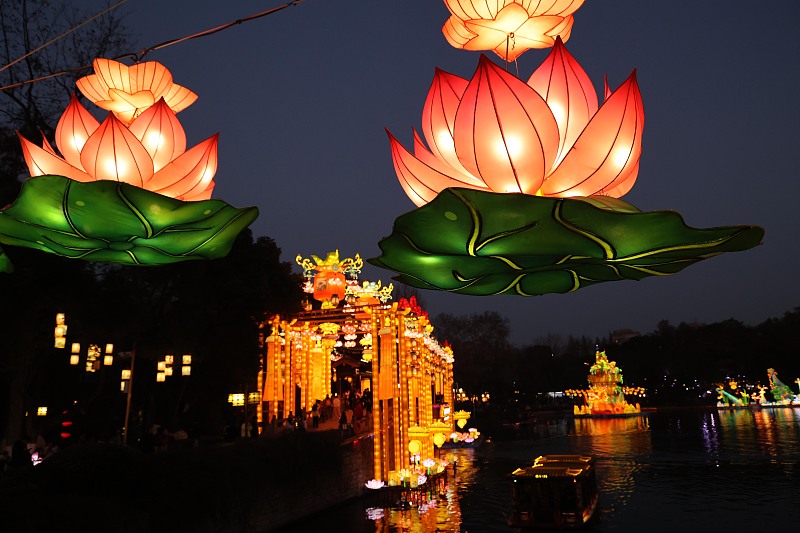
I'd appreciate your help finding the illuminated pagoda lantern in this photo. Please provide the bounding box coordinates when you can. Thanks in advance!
[260,251,455,483]
[573,348,641,417]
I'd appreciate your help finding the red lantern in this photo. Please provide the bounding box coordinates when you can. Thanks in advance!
[313,271,346,303]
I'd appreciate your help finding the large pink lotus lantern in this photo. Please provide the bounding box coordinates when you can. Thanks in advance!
[442,0,585,61]
[387,38,643,207]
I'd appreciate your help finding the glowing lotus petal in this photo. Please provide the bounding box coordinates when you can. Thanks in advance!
[149,135,219,200]
[127,99,187,173]
[442,1,585,60]
[18,134,92,182]
[55,94,99,169]
[79,113,154,188]
[453,55,559,194]
[527,35,597,165]
[542,71,643,196]
[387,43,644,206]
[421,69,474,179]
[76,58,197,125]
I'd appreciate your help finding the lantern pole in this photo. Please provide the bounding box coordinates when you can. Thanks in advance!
[122,346,136,446]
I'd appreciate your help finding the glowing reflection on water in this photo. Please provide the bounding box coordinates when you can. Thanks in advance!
[277,408,800,532]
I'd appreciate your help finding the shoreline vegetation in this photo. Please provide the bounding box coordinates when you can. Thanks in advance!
[0,429,351,532]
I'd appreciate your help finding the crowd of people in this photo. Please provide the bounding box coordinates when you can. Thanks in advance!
[261,389,373,438]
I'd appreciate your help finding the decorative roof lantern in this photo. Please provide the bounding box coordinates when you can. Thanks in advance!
[296,250,363,309]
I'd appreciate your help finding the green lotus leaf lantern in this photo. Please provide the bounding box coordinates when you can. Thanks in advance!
[369,188,764,296]
[0,175,258,273]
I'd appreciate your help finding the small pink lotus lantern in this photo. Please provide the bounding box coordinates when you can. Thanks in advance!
[442,0,585,61]
[76,58,197,125]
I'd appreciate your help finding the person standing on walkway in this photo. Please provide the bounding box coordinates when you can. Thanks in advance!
[332,395,341,422]
[312,401,320,429]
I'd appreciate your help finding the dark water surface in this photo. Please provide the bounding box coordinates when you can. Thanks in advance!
[278,407,800,531]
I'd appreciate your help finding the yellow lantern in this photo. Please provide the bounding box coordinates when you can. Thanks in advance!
[408,439,422,454]
[433,433,446,447]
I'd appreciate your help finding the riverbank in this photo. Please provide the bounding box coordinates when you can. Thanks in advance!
[0,428,374,532]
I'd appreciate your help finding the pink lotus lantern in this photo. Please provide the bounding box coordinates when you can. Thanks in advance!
[18,96,218,201]
[387,38,643,206]
[442,0,585,61]
[76,58,197,125]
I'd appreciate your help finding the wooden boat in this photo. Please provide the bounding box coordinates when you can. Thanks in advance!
[509,455,598,530]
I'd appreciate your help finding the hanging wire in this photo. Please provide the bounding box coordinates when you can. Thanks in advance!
[0,0,129,76]
[0,0,304,93]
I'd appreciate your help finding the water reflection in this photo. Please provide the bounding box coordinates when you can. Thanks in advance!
[572,414,650,437]
[570,415,652,520]
[278,408,800,532]
[364,450,473,533]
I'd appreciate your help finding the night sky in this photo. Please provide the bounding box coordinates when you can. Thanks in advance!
[70,0,799,345]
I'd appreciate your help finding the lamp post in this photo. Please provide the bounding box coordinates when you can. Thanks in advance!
[121,347,136,447]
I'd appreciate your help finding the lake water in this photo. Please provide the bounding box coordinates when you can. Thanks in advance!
[278,407,800,531]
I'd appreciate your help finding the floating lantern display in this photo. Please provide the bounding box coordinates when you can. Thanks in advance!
[388,40,643,207]
[442,0,585,61]
[365,479,385,490]
[573,348,641,416]
[0,58,256,272]
[369,188,764,296]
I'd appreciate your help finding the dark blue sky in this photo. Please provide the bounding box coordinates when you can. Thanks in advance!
[75,0,800,345]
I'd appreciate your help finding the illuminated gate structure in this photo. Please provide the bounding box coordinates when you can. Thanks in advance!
[259,251,455,481]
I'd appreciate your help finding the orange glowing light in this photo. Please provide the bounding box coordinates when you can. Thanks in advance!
[388,38,644,206]
[313,271,346,304]
[76,58,198,125]
[19,96,218,201]
[442,0,585,61]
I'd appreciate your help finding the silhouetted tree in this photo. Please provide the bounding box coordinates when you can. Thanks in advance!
[0,0,131,205]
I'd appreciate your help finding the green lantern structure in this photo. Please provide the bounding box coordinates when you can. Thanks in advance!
[369,188,764,296]
[0,175,257,273]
